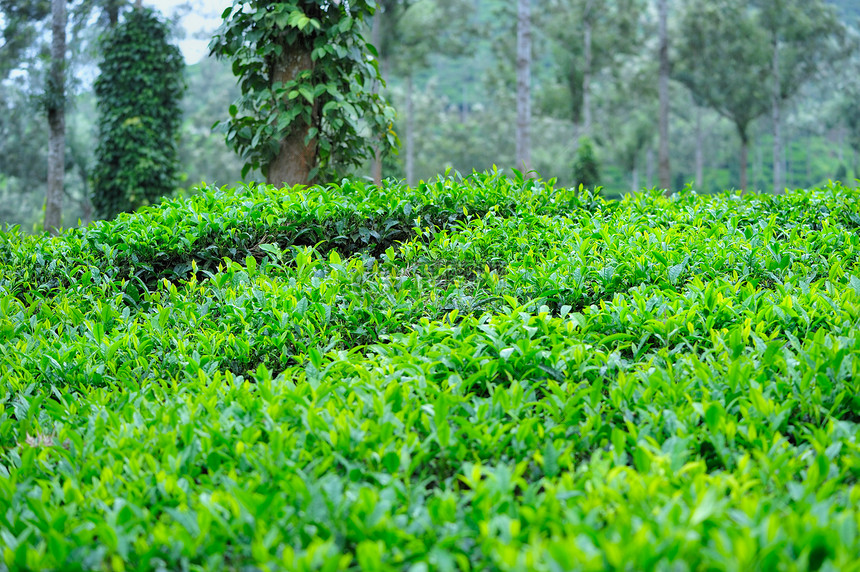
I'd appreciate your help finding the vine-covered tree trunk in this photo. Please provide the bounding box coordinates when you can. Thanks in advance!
[657,0,671,195]
[516,0,531,171]
[211,2,394,190]
[267,48,317,187]
[45,0,65,235]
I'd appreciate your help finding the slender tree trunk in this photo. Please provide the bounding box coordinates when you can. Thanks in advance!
[694,105,704,189]
[371,13,383,186]
[405,74,415,186]
[739,127,749,194]
[516,0,531,171]
[460,82,468,123]
[754,138,762,191]
[632,155,639,192]
[45,0,66,235]
[582,14,593,138]
[267,48,316,187]
[853,148,858,180]
[771,36,784,194]
[657,0,671,195]
[646,147,654,188]
[80,186,93,226]
[838,126,845,165]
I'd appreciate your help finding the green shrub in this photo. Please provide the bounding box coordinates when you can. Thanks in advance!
[2,174,860,570]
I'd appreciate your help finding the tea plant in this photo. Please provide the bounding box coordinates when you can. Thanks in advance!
[1,173,860,570]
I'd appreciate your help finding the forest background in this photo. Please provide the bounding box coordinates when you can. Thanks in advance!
[1,0,860,230]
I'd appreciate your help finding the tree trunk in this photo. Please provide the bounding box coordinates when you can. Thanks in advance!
[754,138,762,191]
[405,74,415,186]
[45,0,66,235]
[739,127,749,194]
[371,13,383,186]
[582,14,592,138]
[267,48,316,187]
[657,0,671,195]
[515,0,531,171]
[105,0,121,27]
[838,126,845,165]
[460,81,468,123]
[646,147,654,189]
[854,148,858,180]
[694,105,704,189]
[836,127,845,167]
[771,36,784,194]
[632,154,639,193]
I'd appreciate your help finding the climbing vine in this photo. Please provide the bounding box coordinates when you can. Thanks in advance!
[93,7,185,219]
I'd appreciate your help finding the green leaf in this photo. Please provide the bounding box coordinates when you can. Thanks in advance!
[668,262,685,285]
[298,86,314,104]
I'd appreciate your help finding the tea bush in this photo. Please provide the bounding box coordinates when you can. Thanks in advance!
[1,173,860,570]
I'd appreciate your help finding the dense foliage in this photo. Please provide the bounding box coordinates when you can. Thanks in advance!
[2,174,860,569]
[92,7,185,220]
[209,0,396,182]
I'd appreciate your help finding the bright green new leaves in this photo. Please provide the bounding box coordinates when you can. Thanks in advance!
[2,175,860,569]
[210,0,397,182]
[92,8,185,220]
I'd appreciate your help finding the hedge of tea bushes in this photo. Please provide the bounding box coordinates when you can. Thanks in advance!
[1,175,860,570]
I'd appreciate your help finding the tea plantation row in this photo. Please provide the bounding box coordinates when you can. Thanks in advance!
[1,173,860,570]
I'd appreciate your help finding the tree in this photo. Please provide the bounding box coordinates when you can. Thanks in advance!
[676,0,770,193]
[657,0,670,194]
[754,0,848,194]
[346,0,471,185]
[210,0,396,187]
[543,0,643,148]
[44,0,65,234]
[92,7,184,219]
[841,76,860,178]
[515,0,531,171]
